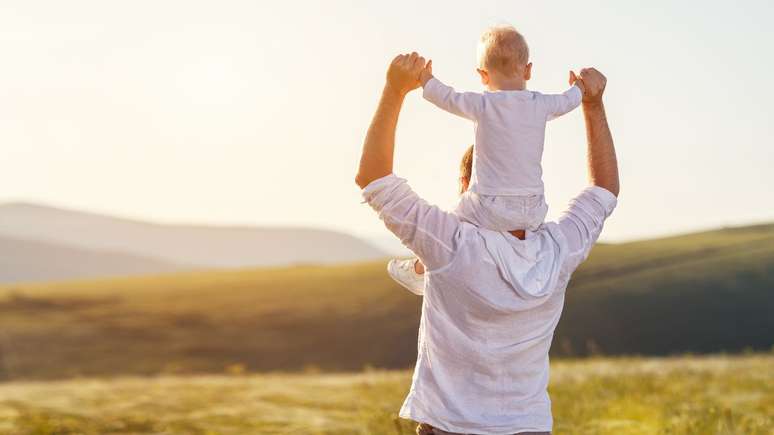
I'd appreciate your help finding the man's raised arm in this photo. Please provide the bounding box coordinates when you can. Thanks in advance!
[554,68,619,271]
[355,53,427,188]
[578,68,620,197]
[355,53,461,273]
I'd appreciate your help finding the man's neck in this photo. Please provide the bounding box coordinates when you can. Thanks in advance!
[509,229,526,240]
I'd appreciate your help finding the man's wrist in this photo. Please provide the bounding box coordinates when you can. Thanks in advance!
[383,82,409,100]
[383,83,405,97]
[582,99,605,112]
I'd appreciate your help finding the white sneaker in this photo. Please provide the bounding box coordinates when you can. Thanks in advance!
[387,258,425,296]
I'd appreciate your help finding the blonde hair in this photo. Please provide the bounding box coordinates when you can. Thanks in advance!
[477,25,529,75]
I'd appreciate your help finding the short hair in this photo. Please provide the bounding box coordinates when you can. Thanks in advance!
[477,25,529,74]
[460,145,474,194]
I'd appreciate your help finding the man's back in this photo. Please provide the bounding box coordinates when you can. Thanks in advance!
[406,226,568,433]
[362,174,617,434]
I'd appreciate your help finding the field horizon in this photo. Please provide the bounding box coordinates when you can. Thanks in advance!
[0,221,772,381]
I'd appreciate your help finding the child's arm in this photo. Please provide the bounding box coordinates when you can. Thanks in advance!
[542,71,585,121]
[420,61,485,121]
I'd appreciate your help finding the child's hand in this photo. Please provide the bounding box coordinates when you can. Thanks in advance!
[416,423,435,435]
[569,70,586,95]
[419,60,433,86]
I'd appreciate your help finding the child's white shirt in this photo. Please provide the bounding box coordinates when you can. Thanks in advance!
[423,77,582,196]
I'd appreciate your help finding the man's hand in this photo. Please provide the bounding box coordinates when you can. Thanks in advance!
[356,53,427,188]
[386,52,427,97]
[416,423,434,435]
[575,68,607,106]
[419,60,433,86]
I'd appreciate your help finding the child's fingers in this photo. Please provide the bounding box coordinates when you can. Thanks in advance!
[415,423,435,435]
[569,70,577,86]
[419,60,432,80]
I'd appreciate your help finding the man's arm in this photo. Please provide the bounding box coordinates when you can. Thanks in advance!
[356,54,462,272]
[579,68,619,197]
[556,68,619,271]
[355,53,426,189]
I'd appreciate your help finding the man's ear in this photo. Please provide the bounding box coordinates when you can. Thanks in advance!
[477,68,489,85]
[524,62,533,81]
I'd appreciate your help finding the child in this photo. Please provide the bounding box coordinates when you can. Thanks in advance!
[388,25,585,293]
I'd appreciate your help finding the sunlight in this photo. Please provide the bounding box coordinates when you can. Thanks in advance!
[175,56,246,106]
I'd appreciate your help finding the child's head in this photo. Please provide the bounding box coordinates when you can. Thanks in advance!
[476,25,531,87]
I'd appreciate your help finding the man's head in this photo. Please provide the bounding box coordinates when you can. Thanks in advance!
[459,145,473,195]
[476,25,532,87]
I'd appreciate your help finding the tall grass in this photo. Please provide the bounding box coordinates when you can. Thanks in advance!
[0,354,771,434]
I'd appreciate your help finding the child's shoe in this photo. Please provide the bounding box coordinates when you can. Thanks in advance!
[387,258,424,295]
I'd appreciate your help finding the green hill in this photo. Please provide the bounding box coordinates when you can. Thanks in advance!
[0,223,772,380]
[559,222,774,355]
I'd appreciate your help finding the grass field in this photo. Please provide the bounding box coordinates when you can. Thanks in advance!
[0,354,771,435]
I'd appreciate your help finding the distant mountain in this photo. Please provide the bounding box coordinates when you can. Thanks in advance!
[0,203,386,275]
[368,235,412,257]
[0,222,771,380]
[0,236,183,284]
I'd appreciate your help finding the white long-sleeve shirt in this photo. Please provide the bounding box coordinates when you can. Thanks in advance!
[362,174,617,434]
[424,78,582,196]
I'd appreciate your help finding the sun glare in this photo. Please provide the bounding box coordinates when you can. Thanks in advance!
[175,56,246,105]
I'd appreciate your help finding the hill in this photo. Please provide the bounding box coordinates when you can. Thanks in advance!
[0,236,185,284]
[0,223,771,380]
[557,222,774,355]
[0,202,385,277]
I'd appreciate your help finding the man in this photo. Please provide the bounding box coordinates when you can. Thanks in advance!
[356,53,619,435]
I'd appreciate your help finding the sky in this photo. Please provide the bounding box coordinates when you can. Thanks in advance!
[0,0,772,247]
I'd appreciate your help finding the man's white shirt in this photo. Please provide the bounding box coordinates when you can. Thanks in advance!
[362,174,616,434]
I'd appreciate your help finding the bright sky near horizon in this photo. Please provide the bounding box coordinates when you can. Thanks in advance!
[1,1,772,245]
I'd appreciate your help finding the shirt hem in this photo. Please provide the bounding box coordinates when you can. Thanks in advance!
[399,408,552,435]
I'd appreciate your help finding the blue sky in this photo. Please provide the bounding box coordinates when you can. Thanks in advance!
[0,0,772,244]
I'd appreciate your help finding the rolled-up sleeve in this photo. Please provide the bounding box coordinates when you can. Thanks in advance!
[362,174,461,272]
[557,185,618,272]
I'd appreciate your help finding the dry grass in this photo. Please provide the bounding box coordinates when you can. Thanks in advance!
[0,354,771,434]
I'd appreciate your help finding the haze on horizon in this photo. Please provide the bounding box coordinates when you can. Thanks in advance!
[1,0,772,244]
